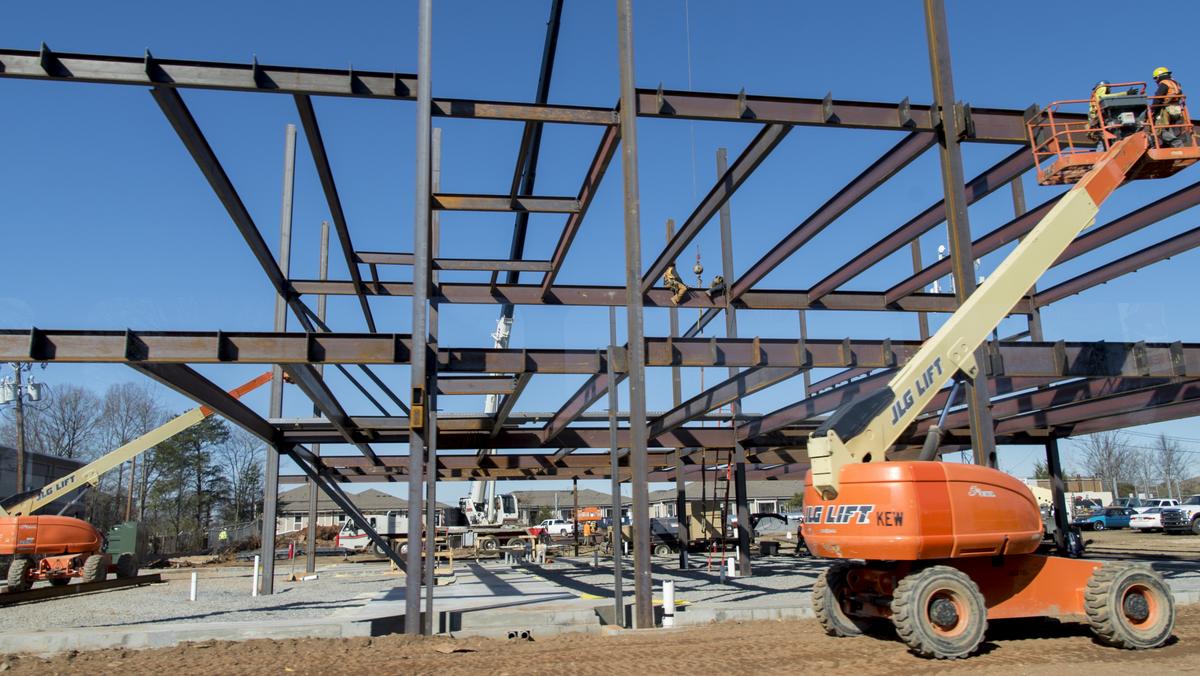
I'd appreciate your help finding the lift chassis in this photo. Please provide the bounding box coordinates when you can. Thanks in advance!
[805,94,1198,658]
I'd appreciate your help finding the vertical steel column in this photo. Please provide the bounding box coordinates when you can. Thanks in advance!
[798,312,812,392]
[666,219,689,570]
[573,478,580,556]
[1010,176,1044,341]
[910,242,931,340]
[716,147,752,576]
[260,122,296,595]
[922,0,997,467]
[607,306,624,627]
[423,127,442,636]
[616,0,653,629]
[406,0,433,635]
[306,220,329,575]
[1044,438,1071,554]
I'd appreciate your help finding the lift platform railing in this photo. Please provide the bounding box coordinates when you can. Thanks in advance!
[1027,82,1197,185]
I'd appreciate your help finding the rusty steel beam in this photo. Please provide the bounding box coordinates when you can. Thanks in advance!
[435,375,516,396]
[130,363,281,444]
[886,194,1059,301]
[281,363,380,464]
[729,132,935,299]
[353,254,553,273]
[8,331,1200,378]
[490,372,532,438]
[808,147,1034,301]
[431,193,580,213]
[641,123,791,292]
[543,371,626,442]
[634,87,1067,143]
[806,367,873,395]
[647,367,801,436]
[889,180,1200,301]
[295,279,984,313]
[991,379,1200,435]
[1035,223,1200,306]
[541,124,621,293]
[294,94,376,332]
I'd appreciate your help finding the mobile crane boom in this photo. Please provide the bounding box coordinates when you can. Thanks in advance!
[807,134,1150,500]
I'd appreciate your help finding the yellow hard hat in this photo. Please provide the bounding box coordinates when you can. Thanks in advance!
[1153,67,1171,79]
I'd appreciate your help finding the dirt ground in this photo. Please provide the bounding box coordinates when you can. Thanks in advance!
[1083,528,1200,558]
[6,605,1199,675]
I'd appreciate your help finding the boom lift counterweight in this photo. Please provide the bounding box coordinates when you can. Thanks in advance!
[805,89,1199,658]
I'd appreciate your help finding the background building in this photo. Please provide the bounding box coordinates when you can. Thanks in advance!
[648,480,805,518]
[275,486,452,534]
[508,489,631,524]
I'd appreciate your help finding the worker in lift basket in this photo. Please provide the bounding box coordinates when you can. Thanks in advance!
[663,263,689,305]
[1151,67,1187,147]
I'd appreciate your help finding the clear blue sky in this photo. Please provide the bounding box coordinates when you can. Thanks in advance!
[2,1,1199,502]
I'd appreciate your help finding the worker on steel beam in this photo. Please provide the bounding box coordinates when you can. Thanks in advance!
[1151,67,1187,147]
[663,263,689,305]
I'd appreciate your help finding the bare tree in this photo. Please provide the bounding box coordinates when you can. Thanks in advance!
[23,384,102,460]
[1155,434,1188,500]
[217,429,266,523]
[1077,431,1133,498]
[99,382,164,521]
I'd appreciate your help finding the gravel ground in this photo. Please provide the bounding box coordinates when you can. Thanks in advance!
[0,561,400,632]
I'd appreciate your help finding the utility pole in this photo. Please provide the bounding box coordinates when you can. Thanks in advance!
[11,363,26,495]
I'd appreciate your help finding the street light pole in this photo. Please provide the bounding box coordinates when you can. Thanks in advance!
[11,363,27,495]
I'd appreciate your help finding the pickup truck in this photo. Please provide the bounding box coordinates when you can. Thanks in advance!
[1134,498,1179,513]
[1161,495,1200,535]
[534,519,575,537]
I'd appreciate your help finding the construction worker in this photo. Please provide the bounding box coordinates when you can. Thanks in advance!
[1151,67,1187,147]
[663,263,688,305]
[706,275,726,301]
[1088,80,1116,146]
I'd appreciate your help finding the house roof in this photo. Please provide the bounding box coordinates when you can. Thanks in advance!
[510,489,631,509]
[648,480,806,504]
[277,486,452,514]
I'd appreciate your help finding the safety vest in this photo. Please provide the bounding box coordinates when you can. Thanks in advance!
[1161,78,1182,102]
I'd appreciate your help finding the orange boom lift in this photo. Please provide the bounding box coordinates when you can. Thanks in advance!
[1,372,271,592]
[805,87,1198,658]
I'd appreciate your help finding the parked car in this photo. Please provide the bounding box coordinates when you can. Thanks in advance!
[536,519,575,537]
[1161,495,1200,535]
[1134,498,1179,513]
[1130,507,1165,532]
[1072,507,1133,531]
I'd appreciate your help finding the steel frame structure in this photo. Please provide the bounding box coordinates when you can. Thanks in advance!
[4,0,1200,633]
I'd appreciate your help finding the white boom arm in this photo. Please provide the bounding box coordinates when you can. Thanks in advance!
[808,135,1150,499]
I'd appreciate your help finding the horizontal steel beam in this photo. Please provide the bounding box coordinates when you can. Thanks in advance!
[7,331,1199,378]
[436,375,516,396]
[730,131,936,299]
[634,88,1056,143]
[432,193,580,213]
[352,254,555,273]
[281,364,381,464]
[292,280,985,313]
[1035,223,1200,306]
[543,371,625,441]
[491,372,531,437]
[641,123,792,292]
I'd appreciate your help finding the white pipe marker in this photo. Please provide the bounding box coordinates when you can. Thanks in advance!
[189,571,198,602]
[252,555,261,597]
[663,580,675,628]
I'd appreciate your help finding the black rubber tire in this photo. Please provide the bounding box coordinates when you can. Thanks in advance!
[48,576,71,587]
[81,554,107,584]
[812,563,872,637]
[6,557,33,593]
[398,542,410,557]
[1191,518,1200,536]
[653,543,673,558]
[1084,564,1175,649]
[116,553,138,579]
[891,565,988,659]
[1093,521,1106,531]
[478,535,499,552]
